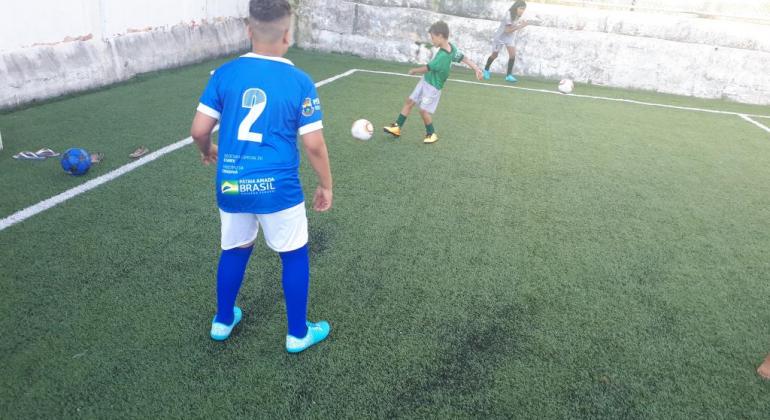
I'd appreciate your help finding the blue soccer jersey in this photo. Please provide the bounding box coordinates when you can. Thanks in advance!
[197,53,323,214]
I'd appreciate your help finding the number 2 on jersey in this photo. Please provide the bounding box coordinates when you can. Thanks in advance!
[238,88,267,143]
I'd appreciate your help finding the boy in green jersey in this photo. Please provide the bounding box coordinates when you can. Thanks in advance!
[384,21,483,144]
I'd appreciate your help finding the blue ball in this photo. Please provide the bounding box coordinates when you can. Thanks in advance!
[60,148,92,176]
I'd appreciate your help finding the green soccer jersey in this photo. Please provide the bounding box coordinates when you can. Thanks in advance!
[424,43,465,90]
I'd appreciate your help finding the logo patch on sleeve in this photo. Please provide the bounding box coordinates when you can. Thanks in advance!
[302,98,314,117]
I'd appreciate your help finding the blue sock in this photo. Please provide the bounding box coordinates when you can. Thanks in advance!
[280,244,310,339]
[214,245,253,325]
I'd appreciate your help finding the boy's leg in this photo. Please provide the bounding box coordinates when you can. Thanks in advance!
[415,83,440,144]
[420,109,439,144]
[259,204,309,338]
[279,244,310,339]
[400,98,415,120]
[505,46,518,83]
[385,98,415,137]
[397,99,415,126]
[484,49,497,80]
[420,110,434,135]
[484,45,501,80]
[215,243,253,325]
[260,203,330,352]
[211,211,259,340]
[484,51,498,71]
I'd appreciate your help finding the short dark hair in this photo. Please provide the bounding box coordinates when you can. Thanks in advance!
[249,0,292,22]
[429,21,449,39]
[510,0,527,19]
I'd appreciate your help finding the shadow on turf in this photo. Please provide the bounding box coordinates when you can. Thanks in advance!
[386,297,538,416]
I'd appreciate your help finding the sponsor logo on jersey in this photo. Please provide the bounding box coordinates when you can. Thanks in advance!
[221,180,240,195]
[238,177,276,194]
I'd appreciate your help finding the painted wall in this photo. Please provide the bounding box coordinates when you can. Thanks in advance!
[537,0,770,19]
[295,0,770,105]
[0,0,248,52]
[2,0,769,109]
[0,0,251,110]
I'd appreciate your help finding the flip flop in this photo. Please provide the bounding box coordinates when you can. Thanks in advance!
[12,151,45,160]
[129,146,149,159]
[35,148,60,158]
[90,152,104,164]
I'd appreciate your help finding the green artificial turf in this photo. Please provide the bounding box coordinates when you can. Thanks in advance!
[1,48,769,418]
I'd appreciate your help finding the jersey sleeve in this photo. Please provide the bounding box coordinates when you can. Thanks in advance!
[453,47,465,63]
[298,79,323,136]
[426,52,443,71]
[197,72,222,120]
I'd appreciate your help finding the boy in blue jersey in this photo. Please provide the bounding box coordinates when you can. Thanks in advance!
[190,0,333,353]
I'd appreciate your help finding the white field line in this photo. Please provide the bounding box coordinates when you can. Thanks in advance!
[0,134,201,232]
[0,70,358,232]
[355,69,770,120]
[2,68,767,232]
[739,114,770,134]
[316,69,357,88]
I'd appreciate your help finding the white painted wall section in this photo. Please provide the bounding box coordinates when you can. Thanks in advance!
[0,0,248,52]
[295,0,770,105]
[2,0,769,109]
[0,0,250,110]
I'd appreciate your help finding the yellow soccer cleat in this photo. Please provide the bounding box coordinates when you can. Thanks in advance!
[383,123,401,137]
[423,133,439,144]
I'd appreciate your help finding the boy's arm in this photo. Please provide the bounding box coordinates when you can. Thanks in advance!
[509,21,529,32]
[461,56,484,81]
[191,111,219,166]
[301,129,333,212]
[408,65,429,76]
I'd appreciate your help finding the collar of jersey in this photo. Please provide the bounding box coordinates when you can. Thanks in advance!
[241,52,294,66]
[437,43,456,56]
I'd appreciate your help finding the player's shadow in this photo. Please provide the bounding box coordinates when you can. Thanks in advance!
[308,220,334,259]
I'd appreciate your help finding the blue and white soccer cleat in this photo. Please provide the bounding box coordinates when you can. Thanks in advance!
[285,320,331,353]
[210,307,242,341]
[505,74,518,83]
[483,70,491,80]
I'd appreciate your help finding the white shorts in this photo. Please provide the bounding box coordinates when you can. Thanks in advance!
[492,33,518,53]
[409,79,442,114]
[219,202,308,252]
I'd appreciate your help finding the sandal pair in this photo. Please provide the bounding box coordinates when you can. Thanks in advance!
[12,148,60,160]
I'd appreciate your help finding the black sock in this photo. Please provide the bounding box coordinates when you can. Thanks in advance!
[507,58,515,76]
[484,56,495,71]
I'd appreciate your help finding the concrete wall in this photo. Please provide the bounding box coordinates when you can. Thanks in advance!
[0,0,250,110]
[537,0,770,21]
[0,0,248,52]
[295,0,770,105]
[2,0,769,109]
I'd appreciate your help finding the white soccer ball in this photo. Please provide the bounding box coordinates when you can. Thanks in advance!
[558,79,574,94]
[351,119,374,141]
